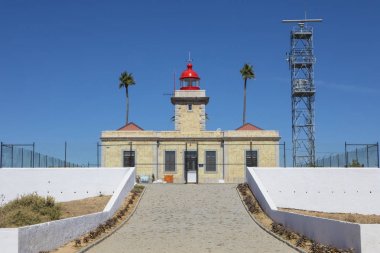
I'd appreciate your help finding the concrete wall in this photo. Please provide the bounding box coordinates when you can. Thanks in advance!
[0,168,135,253]
[0,229,18,253]
[254,168,380,214]
[360,225,380,253]
[0,168,127,203]
[247,168,380,253]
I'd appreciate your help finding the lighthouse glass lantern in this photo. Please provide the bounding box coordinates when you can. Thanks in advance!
[180,63,200,90]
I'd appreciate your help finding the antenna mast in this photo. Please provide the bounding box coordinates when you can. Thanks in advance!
[282,17,322,167]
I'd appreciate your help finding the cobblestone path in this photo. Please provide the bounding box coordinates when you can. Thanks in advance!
[87,184,296,253]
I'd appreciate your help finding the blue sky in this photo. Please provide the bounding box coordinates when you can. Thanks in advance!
[0,0,379,165]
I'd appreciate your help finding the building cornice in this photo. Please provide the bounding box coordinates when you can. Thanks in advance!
[171,97,209,105]
[100,136,281,142]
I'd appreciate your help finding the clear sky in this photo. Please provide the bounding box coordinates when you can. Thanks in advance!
[0,0,379,165]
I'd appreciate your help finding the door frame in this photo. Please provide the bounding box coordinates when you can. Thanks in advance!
[184,150,198,184]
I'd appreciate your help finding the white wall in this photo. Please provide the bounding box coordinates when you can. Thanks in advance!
[247,168,380,253]
[360,225,380,253]
[254,168,380,215]
[0,167,136,253]
[0,229,18,253]
[0,168,127,203]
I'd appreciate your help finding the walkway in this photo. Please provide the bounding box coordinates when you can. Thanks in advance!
[87,184,296,253]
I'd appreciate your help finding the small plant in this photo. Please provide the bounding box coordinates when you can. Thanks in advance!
[348,159,363,167]
[271,222,286,236]
[89,231,97,239]
[284,230,297,240]
[74,238,81,247]
[295,235,306,247]
[83,236,89,243]
[131,184,144,194]
[0,193,61,228]
[96,224,106,233]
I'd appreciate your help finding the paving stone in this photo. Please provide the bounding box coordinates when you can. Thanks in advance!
[88,184,296,253]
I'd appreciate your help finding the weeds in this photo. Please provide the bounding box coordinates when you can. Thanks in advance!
[0,193,61,228]
[74,239,81,247]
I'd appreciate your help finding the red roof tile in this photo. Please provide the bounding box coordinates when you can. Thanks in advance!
[117,122,144,131]
[236,123,263,131]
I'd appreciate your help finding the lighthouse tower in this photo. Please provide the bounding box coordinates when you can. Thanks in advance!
[171,62,209,132]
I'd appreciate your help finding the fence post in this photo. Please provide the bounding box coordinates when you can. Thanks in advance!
[366,145,369,167]
[283,142,286,168]
[32,142,35,168]
[377,142,379,168]
[96,142,99,167]
[355,148,358,162]
[21,148,24,168]
[11,145,14,168]
[345,142,348,167]
[0,142,2,168]
[337,154,340,167]
[64,141,67,168]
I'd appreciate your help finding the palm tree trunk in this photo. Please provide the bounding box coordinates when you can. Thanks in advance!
[126,87,129,124]
[243,78,247,125]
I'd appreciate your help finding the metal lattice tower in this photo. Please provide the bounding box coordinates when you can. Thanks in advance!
[282,18,322,167]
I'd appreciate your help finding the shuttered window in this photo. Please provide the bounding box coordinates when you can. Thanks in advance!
[123,151,135,167]
[165,151,176,172]
[246,150,258,167]
[205,151,216,172]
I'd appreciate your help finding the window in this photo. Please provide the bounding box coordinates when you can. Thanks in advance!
[246,150,258,167]
[188,104,192,111]
[123,151,135,167]
[165,151,176,172]
[205,151,216,172]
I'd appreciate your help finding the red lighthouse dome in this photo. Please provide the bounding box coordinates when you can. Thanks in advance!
[179,63,200,90]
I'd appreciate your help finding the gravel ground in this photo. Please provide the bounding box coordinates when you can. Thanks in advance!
[87,184,296,253]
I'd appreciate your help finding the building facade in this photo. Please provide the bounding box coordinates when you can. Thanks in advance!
[101,62,281,183]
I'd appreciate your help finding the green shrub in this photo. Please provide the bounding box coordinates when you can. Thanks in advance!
[0,193,62,228]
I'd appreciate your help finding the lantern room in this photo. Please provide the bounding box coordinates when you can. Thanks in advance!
[179,63,200,90]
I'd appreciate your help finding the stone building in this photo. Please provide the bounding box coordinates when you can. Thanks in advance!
[101,62,280,183]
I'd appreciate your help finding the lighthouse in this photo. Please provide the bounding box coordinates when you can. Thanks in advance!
[171,62,209,132]
[101,59,281,184]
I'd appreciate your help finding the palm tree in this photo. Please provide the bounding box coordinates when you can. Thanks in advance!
[240,63,255,125]
[119,71,136,124]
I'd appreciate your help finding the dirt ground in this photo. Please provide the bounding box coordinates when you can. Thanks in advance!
[59,195,111,219]
[280,208,380,224]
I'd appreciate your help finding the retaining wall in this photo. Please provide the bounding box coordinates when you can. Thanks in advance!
[0,167,136,253]
[247,168,380,253]
[254,168,380,214]
[0,168,127,203]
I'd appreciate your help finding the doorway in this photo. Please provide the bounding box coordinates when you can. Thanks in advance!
[184,151,198,183]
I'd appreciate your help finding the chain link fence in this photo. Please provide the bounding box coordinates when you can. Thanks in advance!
[0,143,81,168]
[315,143,379,168]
